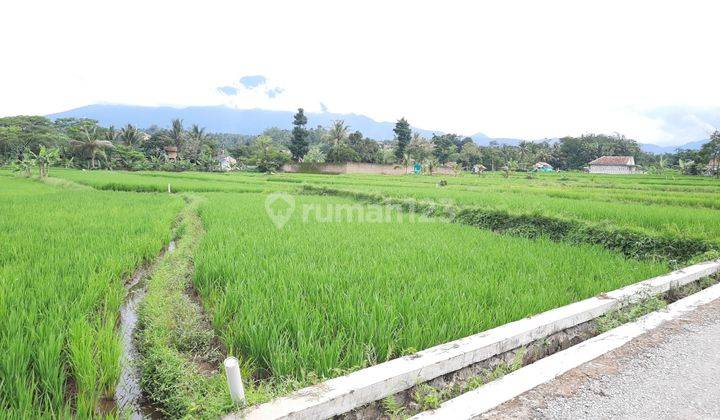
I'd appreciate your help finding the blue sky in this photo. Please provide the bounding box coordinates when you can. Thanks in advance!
[2,0,719,145]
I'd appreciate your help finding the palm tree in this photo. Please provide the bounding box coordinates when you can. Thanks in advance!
[119,124,141,146]
[518,140,532,170]
[69,126,114,169]
[325,120,348,146]
[104,125,118,143]
[186,124,206,160]
[189,124,206,143]
[168,119,185,149]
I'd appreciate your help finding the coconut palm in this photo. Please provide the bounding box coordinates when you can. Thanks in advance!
[325,120,348,146]
[69,126,114,169]
[104,125,118,143]
[189,124,206,143]
[168,119,185,149]
[119,124,141,146]
[186,124,206,160]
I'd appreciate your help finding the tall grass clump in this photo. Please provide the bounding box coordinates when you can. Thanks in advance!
[193,193,667,383]
[0,177,182,417]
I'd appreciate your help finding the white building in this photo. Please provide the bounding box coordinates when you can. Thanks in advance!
[219,155,238,171]
[587,156,639,174]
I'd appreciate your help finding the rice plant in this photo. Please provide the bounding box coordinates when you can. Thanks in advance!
[0,176,182,417]
[193,193,667,381]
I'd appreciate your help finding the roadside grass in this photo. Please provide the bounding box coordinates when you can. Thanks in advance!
[0,176,182,417]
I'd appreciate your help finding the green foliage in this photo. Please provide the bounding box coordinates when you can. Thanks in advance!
[68,126,115,169]
[432,134,460,165]
[413,384,441,411]
[700,131,720,177]
[304,144,326,163]
[558,133,642,170]
[250,135,290,172]
[347,130,380,163]
[458,141,482,169]
[326,142,359,163]
[289,108,309,161]
[0,116,63,160]
[597,296,667,333]
[393,118,412,162]
[382,395,407,419]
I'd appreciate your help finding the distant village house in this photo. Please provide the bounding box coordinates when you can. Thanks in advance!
[533,162,553,172]
[219,155,238,171]
[587,156,639,174]
[163,146,178,162]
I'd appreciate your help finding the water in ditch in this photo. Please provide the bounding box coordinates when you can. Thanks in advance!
[105,240,176,418]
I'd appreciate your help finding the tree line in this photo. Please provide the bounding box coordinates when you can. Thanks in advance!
[1,111,719,175]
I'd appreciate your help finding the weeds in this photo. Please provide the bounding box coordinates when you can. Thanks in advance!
[596,296,667,333]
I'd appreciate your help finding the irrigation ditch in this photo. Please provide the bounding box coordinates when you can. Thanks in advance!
[103,239,176,418]
[93,193,231,418]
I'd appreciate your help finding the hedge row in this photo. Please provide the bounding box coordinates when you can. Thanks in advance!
[301,185,715,264]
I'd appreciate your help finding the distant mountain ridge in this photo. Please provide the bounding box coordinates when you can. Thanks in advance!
[47,104,705,151]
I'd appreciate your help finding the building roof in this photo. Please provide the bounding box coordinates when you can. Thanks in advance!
[588,156,635,166]
[533,161,553,168]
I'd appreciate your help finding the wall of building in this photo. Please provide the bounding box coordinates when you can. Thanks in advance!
[282,162,459,175]
[588,165,637,174]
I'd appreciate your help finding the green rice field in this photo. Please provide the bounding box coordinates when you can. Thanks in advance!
[0,176,182,417]
[2,168,718,417]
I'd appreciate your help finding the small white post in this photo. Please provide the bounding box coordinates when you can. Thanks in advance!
[168,183,171,194]
[224,357,246,405]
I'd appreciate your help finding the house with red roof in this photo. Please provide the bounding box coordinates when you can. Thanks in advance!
[587,156,639,174]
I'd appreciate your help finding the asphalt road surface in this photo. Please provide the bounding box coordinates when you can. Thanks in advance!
[483,299,720,420]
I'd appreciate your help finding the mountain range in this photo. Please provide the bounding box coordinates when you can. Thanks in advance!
[47,104,706,153]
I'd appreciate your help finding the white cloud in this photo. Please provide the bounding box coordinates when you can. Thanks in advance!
[1,0,719,145]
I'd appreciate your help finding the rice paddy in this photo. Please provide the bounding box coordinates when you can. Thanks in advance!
[0,176,182,417]
[193,193,666,380]
[2,168,718,417]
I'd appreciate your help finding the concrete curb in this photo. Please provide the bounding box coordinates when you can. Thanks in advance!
[230,260,720,420]
[411,280,720,419]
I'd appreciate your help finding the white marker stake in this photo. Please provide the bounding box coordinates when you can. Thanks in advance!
[224,357,246,405]
[168,183,171,193]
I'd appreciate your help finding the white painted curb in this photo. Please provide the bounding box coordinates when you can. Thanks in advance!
[229,260,720,420]
[412,281,720,419]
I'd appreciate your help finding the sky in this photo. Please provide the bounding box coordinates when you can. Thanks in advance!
[2,0,720,145]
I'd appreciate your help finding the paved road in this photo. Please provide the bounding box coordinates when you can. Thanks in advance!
[483,299,720,420]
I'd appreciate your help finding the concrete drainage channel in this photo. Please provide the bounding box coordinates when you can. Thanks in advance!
[413,278,720,419]
[227,259,720,420]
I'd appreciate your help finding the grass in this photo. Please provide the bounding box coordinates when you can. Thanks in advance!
[193,193,667,382]
[0,176,182,417]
